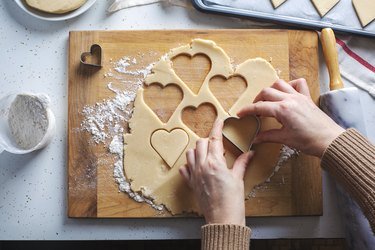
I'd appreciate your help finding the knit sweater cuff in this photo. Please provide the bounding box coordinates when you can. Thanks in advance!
[201,224,251,250]
[321,128,375,232]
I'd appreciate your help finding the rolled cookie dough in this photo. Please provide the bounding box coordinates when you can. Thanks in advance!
[25,0,87,14]
[124,39,282,214]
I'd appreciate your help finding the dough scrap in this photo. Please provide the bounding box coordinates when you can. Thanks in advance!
[271,0,287,8]
[311,0,340,17]
[151,128,189,168]
[25,0,87,14]
[352,0,375,27]
[124,39,282,214]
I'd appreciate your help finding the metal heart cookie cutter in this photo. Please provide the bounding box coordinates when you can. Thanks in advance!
[80,44,103,68]
[222,115,261,152]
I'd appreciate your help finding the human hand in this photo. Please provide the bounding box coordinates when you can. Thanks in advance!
[237,78,345,158]
[179,119,254,226]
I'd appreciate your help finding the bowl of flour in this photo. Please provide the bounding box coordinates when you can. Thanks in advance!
[0,93,55,154]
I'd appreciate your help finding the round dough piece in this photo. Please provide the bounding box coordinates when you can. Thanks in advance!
[25,0,87,14]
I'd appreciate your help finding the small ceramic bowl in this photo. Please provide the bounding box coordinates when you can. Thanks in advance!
[0,93,56,154]
[14,0,97,21]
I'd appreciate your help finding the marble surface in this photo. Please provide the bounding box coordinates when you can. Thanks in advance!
[320,87,375,249]
[0,0,374,240]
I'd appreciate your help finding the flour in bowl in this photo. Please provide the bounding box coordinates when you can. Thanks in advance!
[8,94,49,150]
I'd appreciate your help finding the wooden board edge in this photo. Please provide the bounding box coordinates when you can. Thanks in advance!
[68,31,98,218]
[288,30,323,216]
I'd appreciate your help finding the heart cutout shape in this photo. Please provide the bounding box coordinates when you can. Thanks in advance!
[171,53,211,95]
[209,75,247,111]
[222,116,261,152]
[182,103,217,138]
[80,44,103,67]
[311,0,339,17]
[151,128,189,168]
[144,83,183,123]
[352,0,375,27]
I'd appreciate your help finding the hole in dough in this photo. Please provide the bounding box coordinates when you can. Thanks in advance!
[209,75,247,112]
[171,53,211,95]
[143,83,183,124]
[181,102,217,138]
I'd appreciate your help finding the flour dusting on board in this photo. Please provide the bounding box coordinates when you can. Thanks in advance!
[247,145,299,198]
[266,145,299,182]
[79,55,164,211]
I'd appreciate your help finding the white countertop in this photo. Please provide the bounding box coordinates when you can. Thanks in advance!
[1,0,374,240]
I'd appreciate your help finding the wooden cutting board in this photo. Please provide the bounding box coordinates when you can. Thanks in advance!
[68,29,322,218]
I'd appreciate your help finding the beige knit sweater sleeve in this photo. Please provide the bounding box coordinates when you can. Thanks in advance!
[321,128,375,233]
[200,129,375,249]
[201,224,251,250]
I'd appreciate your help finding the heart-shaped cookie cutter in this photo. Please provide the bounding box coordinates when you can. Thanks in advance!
[80,44,103,68]
[223,115,261,152]
[248,115,261,150]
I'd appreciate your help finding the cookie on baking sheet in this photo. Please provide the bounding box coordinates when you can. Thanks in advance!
[25,0,87,14]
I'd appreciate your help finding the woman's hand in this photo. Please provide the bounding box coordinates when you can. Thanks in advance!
[179,119,254,226]
[238,78,345,158]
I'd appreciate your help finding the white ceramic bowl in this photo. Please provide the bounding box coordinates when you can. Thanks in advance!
[14,0,97,21]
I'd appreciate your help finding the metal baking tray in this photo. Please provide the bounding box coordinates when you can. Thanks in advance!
[192,0,375,38]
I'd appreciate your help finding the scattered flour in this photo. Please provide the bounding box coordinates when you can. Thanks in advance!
[80,86,136,144]
[8,94,49,150]
[114,56,154,79]
[80,55,163,211]
[247,145,299,198]
[266,145,299,182]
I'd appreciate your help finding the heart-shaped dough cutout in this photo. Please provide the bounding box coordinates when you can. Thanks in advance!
[172,53,211,95]
[311,0,340,17]
[209,75,247,112]
[143,83,183,123]
[223,116,261,152]
[182,103,217,138]
[151,128,189,168]
[352,0,375,27]
[80,44,103,67]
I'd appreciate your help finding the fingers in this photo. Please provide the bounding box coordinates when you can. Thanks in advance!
[208,119,224,155]
[253,79,310,103]
[179,165,191,187]
[186,149,195,169]
[271,79,296,94]
[253,86,289,103]
[237,101,279,118]
[253,129,285,144]
[289,78,310,96]
[196,138,209,165]
[232,151,254,179]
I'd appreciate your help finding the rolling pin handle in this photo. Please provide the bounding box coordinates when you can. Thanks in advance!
[321,28,344,91]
